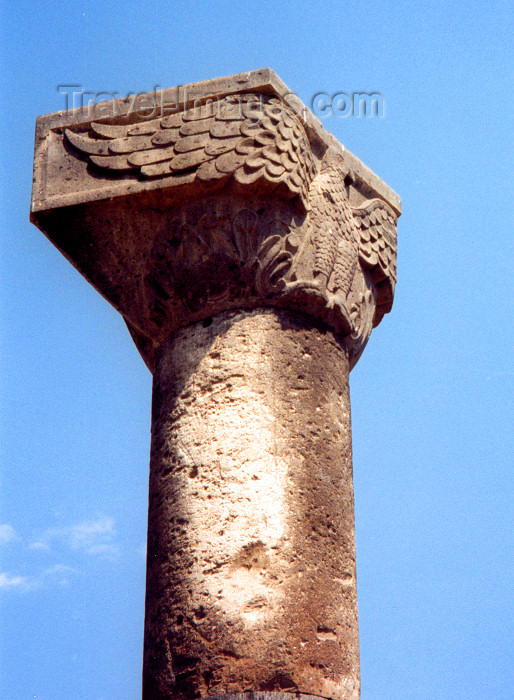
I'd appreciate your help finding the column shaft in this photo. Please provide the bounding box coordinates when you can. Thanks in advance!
[143,308,359,700]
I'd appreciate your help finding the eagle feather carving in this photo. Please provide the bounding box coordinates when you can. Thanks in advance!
[299,154,397,327]
[65,94,317,207]
[65,99,397,336]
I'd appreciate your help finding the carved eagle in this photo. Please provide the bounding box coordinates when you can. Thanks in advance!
[65,93,317,207]
[304,154,397,326]
[352,197,397,321]
[65,98,397,332]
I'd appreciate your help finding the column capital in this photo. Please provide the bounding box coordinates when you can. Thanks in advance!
[31,69,400,369]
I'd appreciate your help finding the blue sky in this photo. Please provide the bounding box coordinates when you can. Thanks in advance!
[1,1,512,698]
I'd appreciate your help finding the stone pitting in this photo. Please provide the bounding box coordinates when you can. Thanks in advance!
[143,308,360,700]
[32,76,398,369]
[30,69,401,700]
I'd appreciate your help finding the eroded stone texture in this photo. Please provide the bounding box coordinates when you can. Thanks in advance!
[30,71,400,700]
[143,309,359,700]
[31,75,399,373]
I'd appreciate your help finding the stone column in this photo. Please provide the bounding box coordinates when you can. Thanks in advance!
[143,308,358,698]
[30,70,400,700]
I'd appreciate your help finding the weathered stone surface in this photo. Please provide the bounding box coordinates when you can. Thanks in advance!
[204,693,328,700]
[30,70,401,700]
[205,694,330,700]
[31,70,400,214]
[144,309,359,700]
[30,71,399,371]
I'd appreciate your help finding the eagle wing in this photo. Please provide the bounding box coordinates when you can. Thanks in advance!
[352,198,398,323]
[65,94,317,207]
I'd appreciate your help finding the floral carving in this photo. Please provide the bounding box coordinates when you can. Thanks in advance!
[133,145,397,365]
[144,205,298,331]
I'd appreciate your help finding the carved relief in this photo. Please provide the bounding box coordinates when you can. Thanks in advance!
[352,197,397,325]
[64,93,317,209]
[143,203,300,334]
[65,96,397,361]
[275,153,398,358]
[139,150,397,363]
